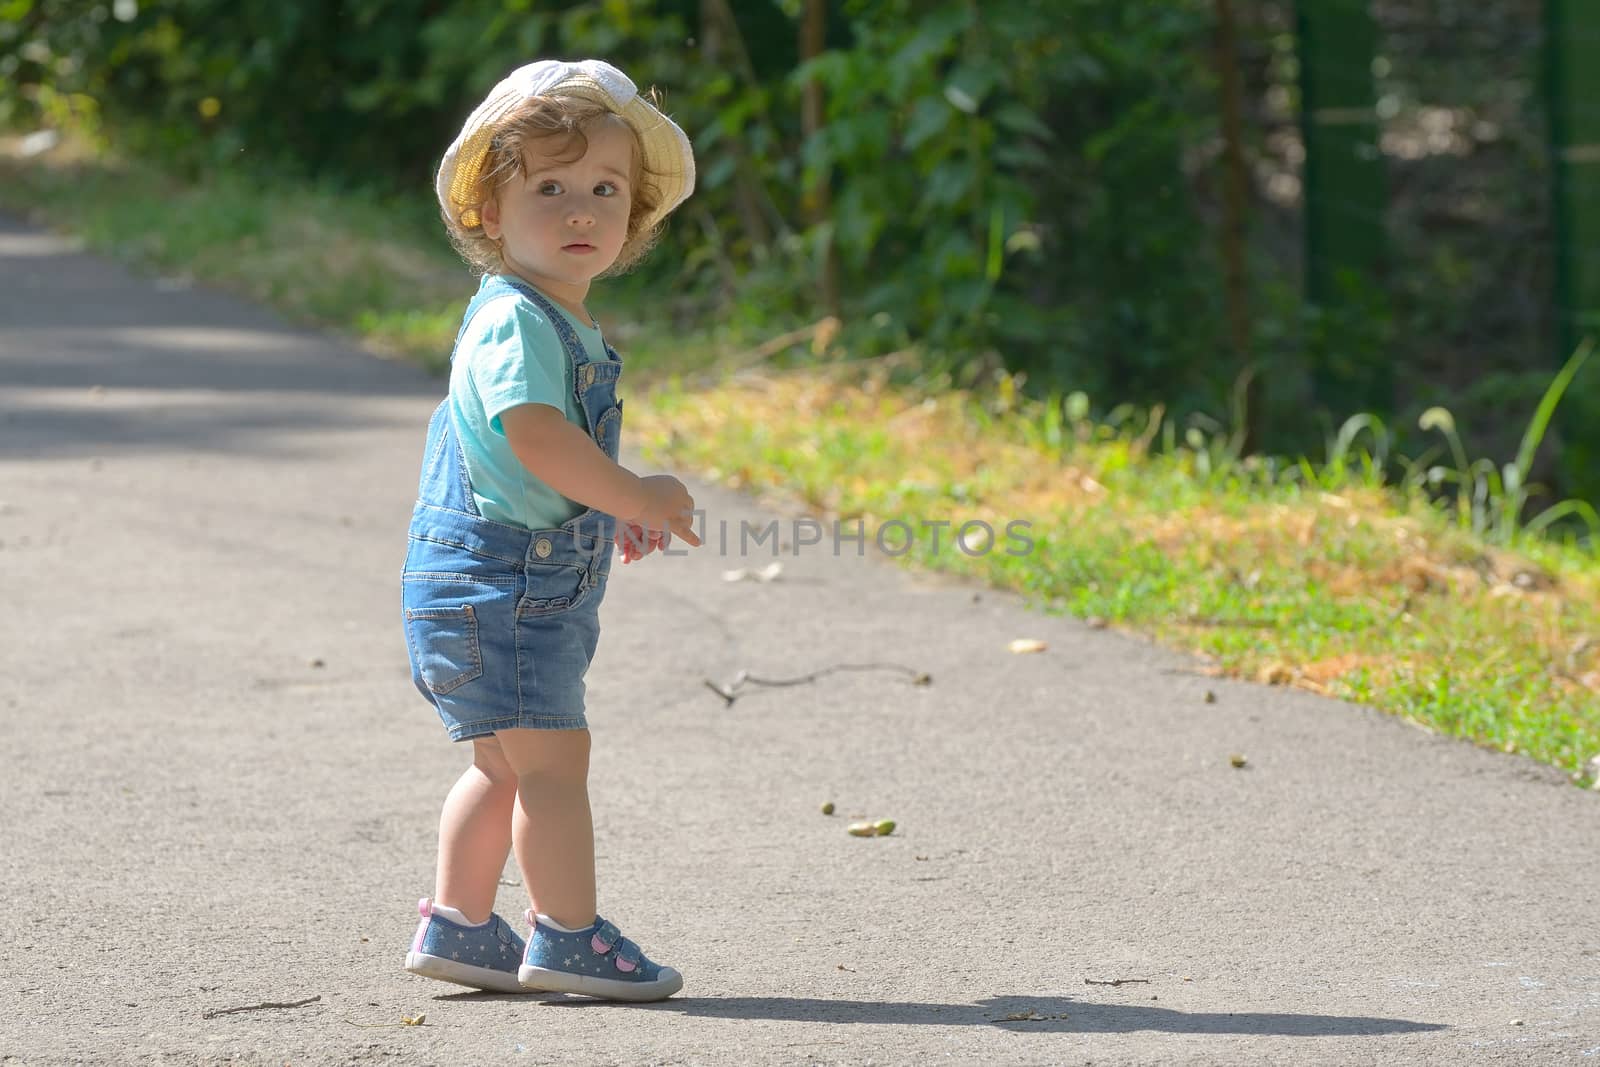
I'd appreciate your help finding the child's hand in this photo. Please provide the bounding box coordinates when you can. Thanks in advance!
[625,474,702,548]
[617,522,671,564]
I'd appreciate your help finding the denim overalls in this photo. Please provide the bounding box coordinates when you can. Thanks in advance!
[402,276,622,739]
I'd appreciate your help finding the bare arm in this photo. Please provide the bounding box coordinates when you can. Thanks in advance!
[499,404,701,544]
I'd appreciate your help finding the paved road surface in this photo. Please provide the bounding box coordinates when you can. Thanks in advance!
[1,212,1596,1065]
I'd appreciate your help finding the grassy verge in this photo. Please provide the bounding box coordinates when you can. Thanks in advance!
[4,134,1597,788]
[632,374,1599,785]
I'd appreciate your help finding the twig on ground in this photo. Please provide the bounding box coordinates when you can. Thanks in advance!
[779,346,919,382]
[343,1013,427,1029]
[1085,977,1151,987]
[202,994,321,1019]
[705,661,932,706]
[1176,615,1277,629]
[697,317,841,382]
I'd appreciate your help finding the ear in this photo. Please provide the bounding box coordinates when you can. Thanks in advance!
[480,196,502,240]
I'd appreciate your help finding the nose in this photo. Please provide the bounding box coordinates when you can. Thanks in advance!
[566,205,596,229]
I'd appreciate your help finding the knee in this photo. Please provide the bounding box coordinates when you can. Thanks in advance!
[471,738,519,790]
[496,727,590,786]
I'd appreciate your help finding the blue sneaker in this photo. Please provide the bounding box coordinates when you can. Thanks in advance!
[517,911,683,1001]
[403,897,526,993]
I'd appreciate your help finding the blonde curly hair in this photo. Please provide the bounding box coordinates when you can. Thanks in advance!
[440,94,666,278]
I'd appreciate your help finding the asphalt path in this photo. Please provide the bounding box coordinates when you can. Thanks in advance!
[1,211,1597,1065]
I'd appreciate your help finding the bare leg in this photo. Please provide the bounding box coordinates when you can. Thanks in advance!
[494,728,596,930]
[433,737,517,925]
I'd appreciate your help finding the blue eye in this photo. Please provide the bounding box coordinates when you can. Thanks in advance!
[594,182,618,198]
[538,181,564,195]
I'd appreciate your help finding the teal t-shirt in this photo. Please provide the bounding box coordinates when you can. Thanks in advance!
[448,276,612,530]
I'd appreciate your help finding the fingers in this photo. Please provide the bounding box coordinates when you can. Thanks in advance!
[667,513,702,547]
[615,516,697,561]
[619,522,647,560]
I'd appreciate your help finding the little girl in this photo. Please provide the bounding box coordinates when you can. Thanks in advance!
[400,59,700,1002]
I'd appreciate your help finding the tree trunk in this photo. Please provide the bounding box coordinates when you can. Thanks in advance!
[800,0,840,319]
[701,0,773,254]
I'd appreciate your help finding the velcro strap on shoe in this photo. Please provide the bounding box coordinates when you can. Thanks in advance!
[614,938,642,973]
[590,920,622,955]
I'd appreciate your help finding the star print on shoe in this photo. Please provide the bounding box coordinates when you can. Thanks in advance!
[403,898,527,993]
[517,912,683,1001]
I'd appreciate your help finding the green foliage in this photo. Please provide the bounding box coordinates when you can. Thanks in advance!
[0,0,686,181]
[4,0,1596,511]
[1,0,1222,382]
[1414,341,1600,544]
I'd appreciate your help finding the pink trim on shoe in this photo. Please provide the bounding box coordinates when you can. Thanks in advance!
[411,898,432,953]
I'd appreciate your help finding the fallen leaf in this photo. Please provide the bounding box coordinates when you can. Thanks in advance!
[1009,638,1047,654]
[401,1013,426,1026]
[1256,662,1293,685]
[721,561,785,583]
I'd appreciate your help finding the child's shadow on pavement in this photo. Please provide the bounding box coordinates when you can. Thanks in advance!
[452,992,1445,1035]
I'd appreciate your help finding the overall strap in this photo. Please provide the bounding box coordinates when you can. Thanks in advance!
[491,274,614,373]
[450,275,527,359]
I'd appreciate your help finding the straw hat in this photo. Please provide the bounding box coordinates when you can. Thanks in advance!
[436,59,695,232]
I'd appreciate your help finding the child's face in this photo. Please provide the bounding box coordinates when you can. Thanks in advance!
[480,117,635,306]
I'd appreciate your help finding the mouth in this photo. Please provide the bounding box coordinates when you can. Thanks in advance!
[562,242,596,253]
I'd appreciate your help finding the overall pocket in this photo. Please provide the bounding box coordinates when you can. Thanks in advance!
[593,402,622,461]
[404,603,484,695]
[518,559,592,617]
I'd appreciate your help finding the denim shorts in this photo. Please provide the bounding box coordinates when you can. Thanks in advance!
[402,508,612,740]
[404,275,622,741]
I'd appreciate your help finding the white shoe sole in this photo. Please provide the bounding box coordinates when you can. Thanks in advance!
[517,964,683,1002]
[405,951,527,994]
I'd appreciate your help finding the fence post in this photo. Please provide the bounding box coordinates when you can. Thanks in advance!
[1544,0,1600,504]
[1296,0,1390,418]
[1214,0,1259,454]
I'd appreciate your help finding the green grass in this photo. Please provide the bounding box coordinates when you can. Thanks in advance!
[4,132,1597,788]
[632,377,1600,784]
